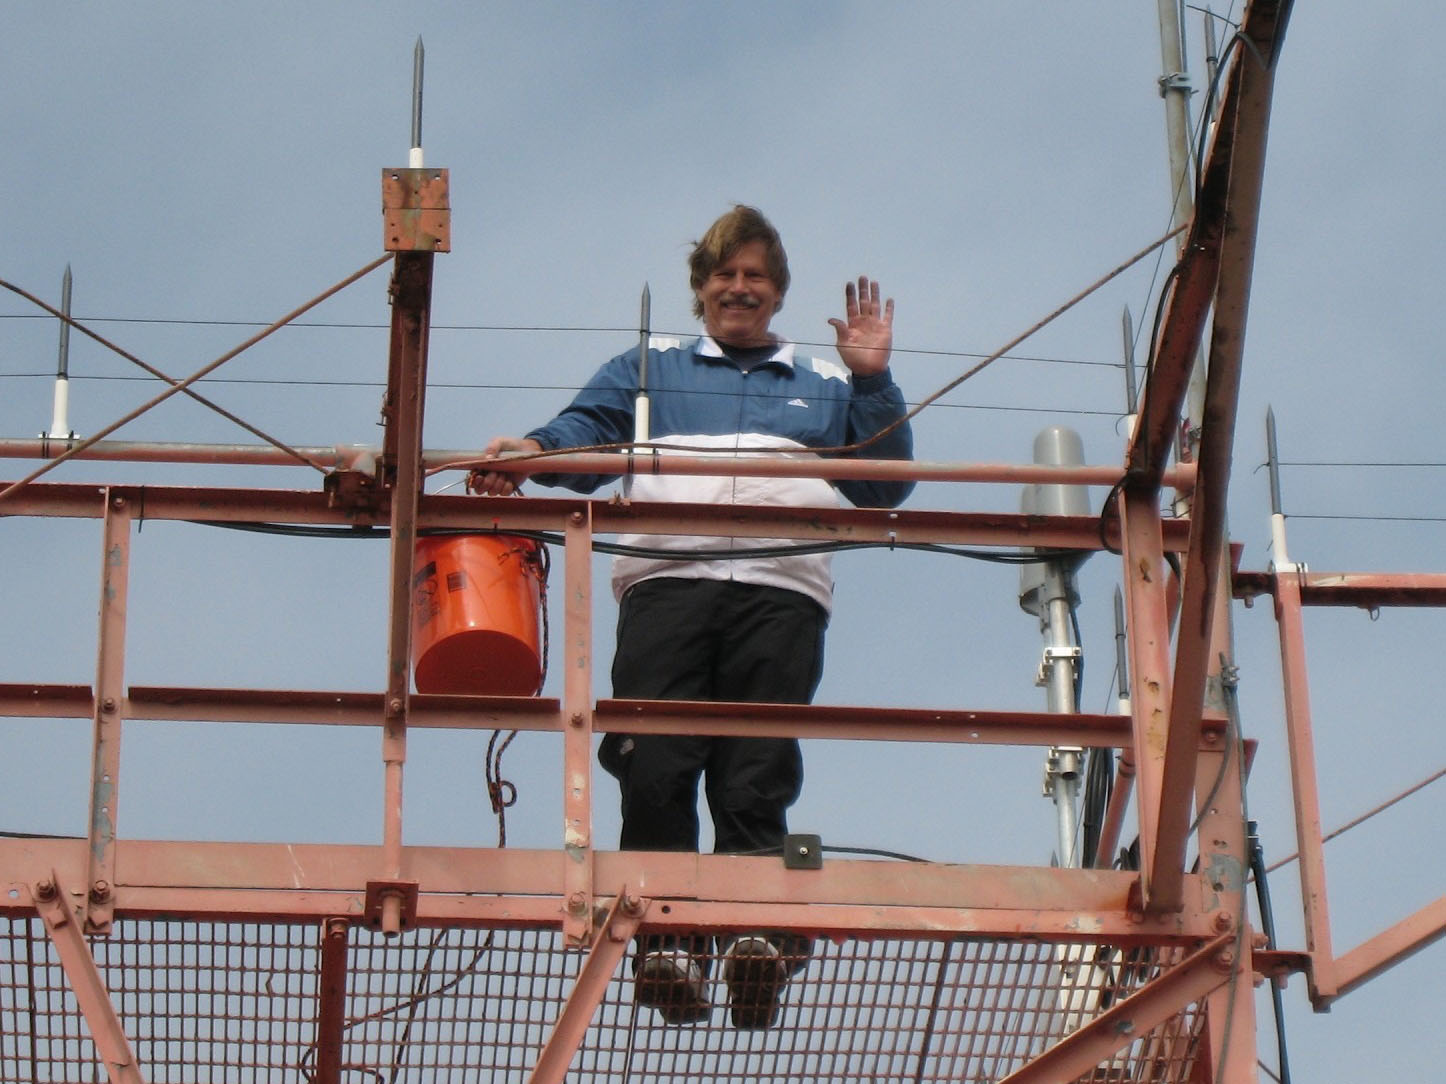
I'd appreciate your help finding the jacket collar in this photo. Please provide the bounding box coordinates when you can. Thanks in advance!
[695,334,795,368]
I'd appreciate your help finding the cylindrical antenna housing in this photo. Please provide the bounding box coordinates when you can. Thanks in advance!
[1019,426,1091,616]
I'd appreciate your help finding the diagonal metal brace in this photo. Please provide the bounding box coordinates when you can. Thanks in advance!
[997,933,1235,1084]
[31,874,147,1083]
[529,891,648,1084]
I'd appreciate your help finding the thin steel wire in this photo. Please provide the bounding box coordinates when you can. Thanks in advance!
[0,254,392,505]
[0,277,337,475]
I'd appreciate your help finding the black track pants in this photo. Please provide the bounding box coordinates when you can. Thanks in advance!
[601,577,827,855]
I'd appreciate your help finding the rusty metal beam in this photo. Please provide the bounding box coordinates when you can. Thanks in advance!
[1154,0,1288,918]
[313,918,350,1084]
[1272,573,1336,1001]
[3,479,1196,553]
[529,894,643,1084]
[375,167,446,934]
[561,506,595,945]
[29,876,146,1083]
[1,838,1221,940]
[1119,487,1175,907]
[1235,569,1446,608]
[8,682,1226,750]
[85,490,131,934]
[1329,896,1446,1004]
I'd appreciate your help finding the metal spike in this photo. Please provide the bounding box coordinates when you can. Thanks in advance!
[57,264,72,379]
[1266,405,1283,515]
[1113,586,1130,700]
[1120,305,1137,415]
[638,283,651,388]
[411,37,425,153]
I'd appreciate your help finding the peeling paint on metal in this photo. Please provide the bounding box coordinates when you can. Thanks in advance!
[286,845,305,889]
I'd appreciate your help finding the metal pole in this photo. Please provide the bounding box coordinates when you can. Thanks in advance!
[1156,0,1208,459]
[1042,567,1082,868]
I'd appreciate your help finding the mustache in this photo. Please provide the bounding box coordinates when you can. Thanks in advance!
[720,293,761,309]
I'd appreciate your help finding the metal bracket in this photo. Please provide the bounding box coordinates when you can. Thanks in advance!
[1041,746,1084,798]
[1158,71,1193,97]
[364,880,419,933]
[1034,645,1082,688]
[784,833,824,870]
[382,168,451,253]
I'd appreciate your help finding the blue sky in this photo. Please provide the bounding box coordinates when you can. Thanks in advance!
[3,3,1443,1079]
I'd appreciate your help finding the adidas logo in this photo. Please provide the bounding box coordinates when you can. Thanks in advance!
[787,398,809,408]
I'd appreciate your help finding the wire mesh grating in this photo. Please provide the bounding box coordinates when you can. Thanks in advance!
[1,915,1205,1082]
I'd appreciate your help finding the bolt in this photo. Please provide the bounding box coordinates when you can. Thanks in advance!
[569,712,584,728]
[101,697,117,713]
[1203,729,1220,745]
[89,881,111,904]
[111,496,126,510]
[1213,911,1233,933]
[34,880,57,901]
[567,892,587,915]
[622,894,643,916]
[388,698,404,715]
[570,511,584,525]
[1215,948,1237,972]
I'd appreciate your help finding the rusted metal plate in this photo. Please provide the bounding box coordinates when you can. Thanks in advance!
[382,167,451,252]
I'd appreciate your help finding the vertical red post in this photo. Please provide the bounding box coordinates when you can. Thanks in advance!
[1272,573,1336,1000]
[313,918,350,1084]
[377,167,448,933]
[86,488,132,933]
[561,507,595,944]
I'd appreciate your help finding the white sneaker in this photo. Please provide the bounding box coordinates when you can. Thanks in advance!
[635,949,710,1024]
[722,936,786,1029]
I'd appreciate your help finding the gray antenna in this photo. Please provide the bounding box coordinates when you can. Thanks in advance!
[1113,586,1130,711]
[45,265,76,441]
[1265,404,1284,515]
[1121,305,1138,416]
[1265,406,1300,572]
[1204,8,1221,117]
[633,284,652,443]
[410,37,425,167]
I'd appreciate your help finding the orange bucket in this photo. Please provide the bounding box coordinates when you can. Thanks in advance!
[412,535,544,696]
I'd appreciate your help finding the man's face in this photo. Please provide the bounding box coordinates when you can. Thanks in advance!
[696,239,781,347]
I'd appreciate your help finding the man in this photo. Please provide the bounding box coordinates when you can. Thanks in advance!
[473,205,914,1027]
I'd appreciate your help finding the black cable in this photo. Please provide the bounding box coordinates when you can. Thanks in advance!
[731,842,931,863]
[187,518,1092,567]
[1248,820,1292,1084]
[1081,747,1113,869]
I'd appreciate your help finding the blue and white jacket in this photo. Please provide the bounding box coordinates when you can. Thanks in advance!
[525,335,914,612]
